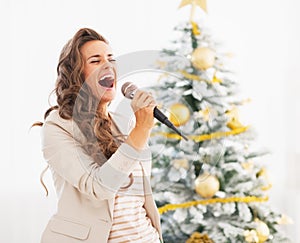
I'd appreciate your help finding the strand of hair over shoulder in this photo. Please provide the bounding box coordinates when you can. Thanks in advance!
[31,105,59,197]
[40,165,50,197]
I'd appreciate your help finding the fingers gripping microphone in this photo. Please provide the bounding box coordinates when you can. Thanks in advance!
[121,82,188,141]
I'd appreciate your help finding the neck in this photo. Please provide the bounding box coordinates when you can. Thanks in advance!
[97,103,109,117]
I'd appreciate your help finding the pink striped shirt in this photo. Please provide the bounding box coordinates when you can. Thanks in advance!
[108,162,160,243]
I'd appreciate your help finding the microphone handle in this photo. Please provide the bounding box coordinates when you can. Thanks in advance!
[153,107,188,141]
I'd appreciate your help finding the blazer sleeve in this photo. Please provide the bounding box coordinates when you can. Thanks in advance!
[41,119,151,201]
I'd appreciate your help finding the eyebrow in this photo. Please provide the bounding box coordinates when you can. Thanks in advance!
[87,53,114,60]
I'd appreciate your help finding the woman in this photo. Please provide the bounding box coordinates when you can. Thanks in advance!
[35,28,163,243]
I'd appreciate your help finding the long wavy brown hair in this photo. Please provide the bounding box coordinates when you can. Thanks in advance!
[33,28,119,168]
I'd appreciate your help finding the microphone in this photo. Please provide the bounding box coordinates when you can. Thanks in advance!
[121,82,188,141]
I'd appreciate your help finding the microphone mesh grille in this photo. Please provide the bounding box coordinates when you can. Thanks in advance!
[121,82,138,99]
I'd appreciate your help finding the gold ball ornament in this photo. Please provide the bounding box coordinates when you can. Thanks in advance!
[191,47,216,70]
[169,103,191,127]
[255,219,270,243]
[194,172,220,198]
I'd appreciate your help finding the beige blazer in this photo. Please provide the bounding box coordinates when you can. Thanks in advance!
[40,110,163,243]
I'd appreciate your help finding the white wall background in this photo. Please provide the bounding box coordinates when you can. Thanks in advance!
[1,0,299,242]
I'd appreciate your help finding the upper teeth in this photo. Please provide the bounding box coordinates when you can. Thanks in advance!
[100,74,114,81]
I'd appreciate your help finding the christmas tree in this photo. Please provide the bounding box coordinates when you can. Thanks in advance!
[148,1,292,242]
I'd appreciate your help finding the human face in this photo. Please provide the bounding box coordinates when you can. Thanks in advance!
[81,40,117,107]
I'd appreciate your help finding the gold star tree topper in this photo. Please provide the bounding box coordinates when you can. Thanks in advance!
[179,0,207,21]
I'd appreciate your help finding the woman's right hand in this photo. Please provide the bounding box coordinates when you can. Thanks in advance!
[126,90,156,151]
[131,90,156,130]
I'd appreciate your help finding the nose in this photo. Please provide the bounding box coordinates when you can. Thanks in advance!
[102,60,114,70]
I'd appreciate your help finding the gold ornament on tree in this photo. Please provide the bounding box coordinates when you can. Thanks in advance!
[244,219,270,243]
[186,232,213,243]
[244,229,259,243]
[194,172,220,198]
[172,158,189,170]
[191,47,216,70]
[198,107,211,122]
[241,161,254,172]
[212,74,222,83]
[225,106,245,130]
[191,21,201,35]
[227,117,243,130]
[257,168,272,191]
[169,103,191,127]
[255,218,270,242]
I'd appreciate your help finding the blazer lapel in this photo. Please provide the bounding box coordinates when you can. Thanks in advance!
[107,197,115,222]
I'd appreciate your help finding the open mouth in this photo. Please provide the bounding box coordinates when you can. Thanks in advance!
[98,74,114,88]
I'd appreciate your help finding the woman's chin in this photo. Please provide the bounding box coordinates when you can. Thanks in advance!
[98,90,116,104]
